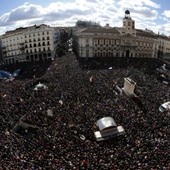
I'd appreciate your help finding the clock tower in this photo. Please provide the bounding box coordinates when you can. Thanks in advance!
[123,10,136,35]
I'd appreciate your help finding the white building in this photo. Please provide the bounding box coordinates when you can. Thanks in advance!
[73,10,170,59]
[1,24,61,64]
[157,35,170,60]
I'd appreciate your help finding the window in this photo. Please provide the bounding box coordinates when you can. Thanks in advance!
[105,39,109,45]
[132,22,134,29]
[92,40,95,45]
[48,52,51,57]
[100,39,104,45]
[116,40,119,45]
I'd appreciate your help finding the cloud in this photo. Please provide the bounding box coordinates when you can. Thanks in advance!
[128,8,158,20]
[117,0,160,9]
[0,0,169,36]
[142,0,160,9]
[0,3,43,27]
[86,0,98,2]
[8,3,43,22]
[161,23,170,35]
[162,10,170,19]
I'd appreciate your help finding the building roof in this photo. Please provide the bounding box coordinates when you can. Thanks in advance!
[81,27,120,34]
[97,117,117,131]
[5,27,26,35]
[157,34,170,41]
[121,33,135,38]
[136,29,157,38]
[4,24,50,37]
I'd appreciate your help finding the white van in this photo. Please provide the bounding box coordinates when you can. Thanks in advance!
[94,126,125,141]
[94,117,125,141]
[159,101,170,113]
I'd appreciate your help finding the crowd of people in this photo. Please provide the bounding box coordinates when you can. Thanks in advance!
[0,52,169,169]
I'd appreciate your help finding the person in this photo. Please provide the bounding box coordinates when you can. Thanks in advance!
[0,53,169,169]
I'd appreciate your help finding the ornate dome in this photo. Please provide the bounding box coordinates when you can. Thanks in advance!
[125,10,130,14]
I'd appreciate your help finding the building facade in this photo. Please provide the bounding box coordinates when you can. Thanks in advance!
[0,36,3,63]
[1,24,61,64]
[73,10,170,59]
[157,35,170,60]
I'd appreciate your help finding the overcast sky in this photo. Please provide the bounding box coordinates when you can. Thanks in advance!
[0,0,170,36]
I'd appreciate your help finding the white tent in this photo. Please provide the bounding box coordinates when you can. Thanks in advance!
[34,82,48,91]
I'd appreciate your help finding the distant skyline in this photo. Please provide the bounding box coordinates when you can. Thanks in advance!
[0,0,170,36]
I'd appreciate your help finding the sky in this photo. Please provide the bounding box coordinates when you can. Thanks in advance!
[0,0,170,36]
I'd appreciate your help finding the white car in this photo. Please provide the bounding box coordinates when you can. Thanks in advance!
[94,117,125,141]
[94,126,125,141]
[159,101,170,113]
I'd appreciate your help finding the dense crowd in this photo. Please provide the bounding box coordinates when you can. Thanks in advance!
[0,53,170,169]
